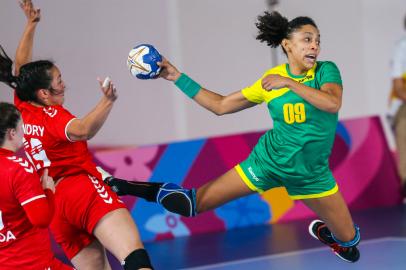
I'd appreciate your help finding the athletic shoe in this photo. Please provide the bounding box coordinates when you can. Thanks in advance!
[308,219,360,263]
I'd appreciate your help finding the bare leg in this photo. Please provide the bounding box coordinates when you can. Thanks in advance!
[93,208,151,270]
[70,239,111,270]
[301,191,355,242]
[196,168,255,213]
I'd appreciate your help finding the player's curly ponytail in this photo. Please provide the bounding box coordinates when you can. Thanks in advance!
[0,102,21,146]
[0,44,55,103]
[256,11,318,54]
[256,11,289,48]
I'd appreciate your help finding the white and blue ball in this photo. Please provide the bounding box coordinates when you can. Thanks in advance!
[127,44,162,80]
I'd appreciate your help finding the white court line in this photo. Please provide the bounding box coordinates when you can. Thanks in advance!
[181,237,406,270]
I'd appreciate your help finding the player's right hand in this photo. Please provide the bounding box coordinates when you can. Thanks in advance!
[40,169,55,193]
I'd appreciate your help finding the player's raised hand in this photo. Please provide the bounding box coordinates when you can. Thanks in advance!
[19,0,41,24]
[158,58,182,82]
[40,169,55,193]
[98,77,118,102]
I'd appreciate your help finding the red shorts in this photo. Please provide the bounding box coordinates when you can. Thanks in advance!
[50,174,126,259]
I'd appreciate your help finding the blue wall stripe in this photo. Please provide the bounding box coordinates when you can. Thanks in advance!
[336,121,352,147]
[149,139,206,184]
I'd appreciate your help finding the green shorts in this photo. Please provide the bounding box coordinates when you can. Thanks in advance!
[236,153,338,200]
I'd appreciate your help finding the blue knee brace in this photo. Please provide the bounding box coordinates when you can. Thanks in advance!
[332,224,360,248]
[156,183,197,217]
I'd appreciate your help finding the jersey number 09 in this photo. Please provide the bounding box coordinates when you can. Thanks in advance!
[283,103,306,124]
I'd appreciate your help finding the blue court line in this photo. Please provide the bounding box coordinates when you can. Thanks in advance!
[182,237,406,270]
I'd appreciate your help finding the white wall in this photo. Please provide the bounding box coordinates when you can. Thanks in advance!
[0,0,405,146]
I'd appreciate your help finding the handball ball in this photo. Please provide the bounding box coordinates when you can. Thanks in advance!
[127,44,162,80]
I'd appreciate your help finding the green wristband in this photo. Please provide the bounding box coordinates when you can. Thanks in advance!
[174,73,201,99]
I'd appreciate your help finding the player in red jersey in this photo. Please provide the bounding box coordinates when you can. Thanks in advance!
[0,1,152,269]
[0,102,74,270]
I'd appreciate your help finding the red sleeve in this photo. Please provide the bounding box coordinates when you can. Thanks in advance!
[45,106,76,141]
[13,160,45,205]
[12,160,54,227]
[22,189,54,228]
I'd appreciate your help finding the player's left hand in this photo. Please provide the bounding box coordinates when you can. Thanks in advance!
[19,0,41,24]
[98,77,118,102]
[261,74,292,91]
[158,58,182,82]
[40,168,55,193]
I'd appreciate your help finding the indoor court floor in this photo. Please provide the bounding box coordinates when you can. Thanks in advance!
[144,204,406,270]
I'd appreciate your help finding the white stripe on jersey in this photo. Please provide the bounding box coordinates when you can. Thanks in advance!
[21,194,46,206]
[65,118,77,142]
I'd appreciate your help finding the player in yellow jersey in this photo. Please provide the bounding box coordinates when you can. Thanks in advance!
[106,11,360,262]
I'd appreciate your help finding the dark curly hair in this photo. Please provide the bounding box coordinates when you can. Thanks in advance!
[0,44,54,103]
[256,11,318,54]
[0,102,21,146]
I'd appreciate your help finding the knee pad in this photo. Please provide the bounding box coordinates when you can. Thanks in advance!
[122,249,153,270]
[332,224,360,248]
[156,183,197,217]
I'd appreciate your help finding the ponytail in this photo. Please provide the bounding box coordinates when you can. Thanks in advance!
[256,11,318,54]
[256,11,289,48]
[0,45,18,89]
[0,44,54,102]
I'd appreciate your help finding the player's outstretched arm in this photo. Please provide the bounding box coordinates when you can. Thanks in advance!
[67,77,117,141]
[14,0,41,76]
[158,58,257,115]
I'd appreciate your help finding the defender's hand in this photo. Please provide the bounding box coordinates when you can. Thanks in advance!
[19,0,41,24]
[98,77,118,102]
[40,169,55,193]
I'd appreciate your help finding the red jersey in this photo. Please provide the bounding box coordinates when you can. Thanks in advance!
[14,93,101,180]
[0,148,53,268]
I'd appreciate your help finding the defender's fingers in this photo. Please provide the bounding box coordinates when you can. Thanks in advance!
[42,168,49,180]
